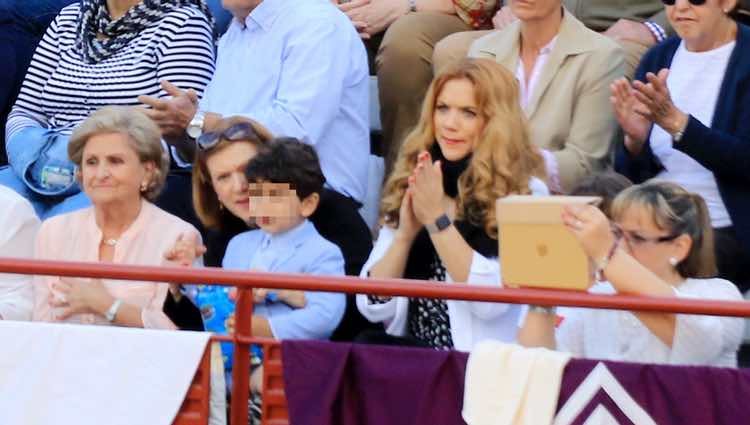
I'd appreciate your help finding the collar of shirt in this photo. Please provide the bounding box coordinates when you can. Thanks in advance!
[258,218,314,251]
[515,35,558,109]
[235,0,284,32]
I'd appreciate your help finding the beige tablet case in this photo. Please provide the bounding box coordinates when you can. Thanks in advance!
[496,195,600,291]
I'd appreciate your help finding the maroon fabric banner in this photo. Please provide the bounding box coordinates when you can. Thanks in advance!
[282,340,750,425]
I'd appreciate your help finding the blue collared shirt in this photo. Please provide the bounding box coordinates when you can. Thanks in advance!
[222,219,346,340]
[199,0,370,202]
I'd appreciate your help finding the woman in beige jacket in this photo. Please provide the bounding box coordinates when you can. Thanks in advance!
[469,2,625,192]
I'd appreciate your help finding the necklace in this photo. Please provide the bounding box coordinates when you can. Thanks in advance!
[102,238,118,247]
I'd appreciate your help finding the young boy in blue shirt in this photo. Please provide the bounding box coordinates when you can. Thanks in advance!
[187,138,346,419]
[223,137,346,339]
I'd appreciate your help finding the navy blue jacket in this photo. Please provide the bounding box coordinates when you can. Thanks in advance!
[615,24,750,254]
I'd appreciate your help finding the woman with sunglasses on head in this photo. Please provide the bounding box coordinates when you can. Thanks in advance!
[612,0,750,293]
[519,181,744,366]
[190,116,274,267]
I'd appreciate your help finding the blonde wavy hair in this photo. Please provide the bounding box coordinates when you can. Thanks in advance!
[380,58,546,238]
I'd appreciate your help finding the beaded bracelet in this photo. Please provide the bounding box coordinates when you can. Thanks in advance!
[595,235,622,282]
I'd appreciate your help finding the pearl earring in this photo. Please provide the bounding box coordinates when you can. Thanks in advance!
[140,181,148,192]
[668,257,678,267]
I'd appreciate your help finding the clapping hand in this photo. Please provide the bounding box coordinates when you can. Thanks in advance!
[138,80,198,139]
[631,69,689,137]
[409,151,446,226]
[163,232,206,267]
[610,77,652,152]
[50,277,112,320]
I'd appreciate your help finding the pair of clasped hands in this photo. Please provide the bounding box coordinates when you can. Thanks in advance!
[395,150,450,240]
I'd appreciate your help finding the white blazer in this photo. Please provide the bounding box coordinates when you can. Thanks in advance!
[357,178,549,351]
[0,186,39,321]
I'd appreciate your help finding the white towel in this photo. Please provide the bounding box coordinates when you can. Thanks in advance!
[463,341,571,425]
[0,321,210,425]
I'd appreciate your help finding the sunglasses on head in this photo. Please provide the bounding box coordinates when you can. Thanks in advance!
[661,0,706,5]
[196,122,260,151]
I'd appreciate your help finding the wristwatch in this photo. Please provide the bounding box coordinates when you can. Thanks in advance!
[105,299,123,322]
[672,128,685,143]
[425,213,452,234]
[187,111,206,139]
[671,115,689,143]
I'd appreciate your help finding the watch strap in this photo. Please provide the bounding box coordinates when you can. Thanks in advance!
[187,111,206,139]
[105,299,123,322]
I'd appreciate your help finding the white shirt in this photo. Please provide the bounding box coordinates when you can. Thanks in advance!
[515,37,562,193]
[649,40,736,228]
[0,186,40,321]
[199,0,370,202]
[556,278,744,367]
[356,178,550,351]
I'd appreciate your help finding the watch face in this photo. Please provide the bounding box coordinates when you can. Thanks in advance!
[187,124,200,139]
[435,214,451,231]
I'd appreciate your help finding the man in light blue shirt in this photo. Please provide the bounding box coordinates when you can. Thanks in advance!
[143,0,373,274]
[196,0,370,204]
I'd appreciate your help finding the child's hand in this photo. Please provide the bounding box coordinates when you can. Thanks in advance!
[252,288,269,303]
[278,290,307,308]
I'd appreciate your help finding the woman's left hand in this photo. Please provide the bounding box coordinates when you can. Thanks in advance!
[51,278,113,320]
[409,151,446,226]
[632,69,689,136]
[338,0,408,38]
[561,204,616,261]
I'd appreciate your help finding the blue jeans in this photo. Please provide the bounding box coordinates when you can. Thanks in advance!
[0,165,90,218]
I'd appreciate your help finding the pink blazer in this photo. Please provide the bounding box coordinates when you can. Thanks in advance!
[32,201,201,329]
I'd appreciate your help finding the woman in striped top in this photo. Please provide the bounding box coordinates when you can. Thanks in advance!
[1,0,215,220]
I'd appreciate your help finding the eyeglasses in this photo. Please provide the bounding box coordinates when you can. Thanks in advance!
[612,225,680,247]
[196,122,260,151]
[661,0,706,6]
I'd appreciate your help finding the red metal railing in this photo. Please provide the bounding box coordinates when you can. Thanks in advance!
[3,256,750,425]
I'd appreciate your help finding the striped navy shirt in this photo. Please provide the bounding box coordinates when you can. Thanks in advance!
[6,3,215,143]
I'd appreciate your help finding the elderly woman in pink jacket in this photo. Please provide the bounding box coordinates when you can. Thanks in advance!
[32,107,202,329]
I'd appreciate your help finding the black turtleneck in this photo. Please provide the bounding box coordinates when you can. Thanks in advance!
[403,144,497,281]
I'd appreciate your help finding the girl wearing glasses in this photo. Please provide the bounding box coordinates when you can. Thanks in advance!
[519,181,744,366]
[612,0,750,293]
